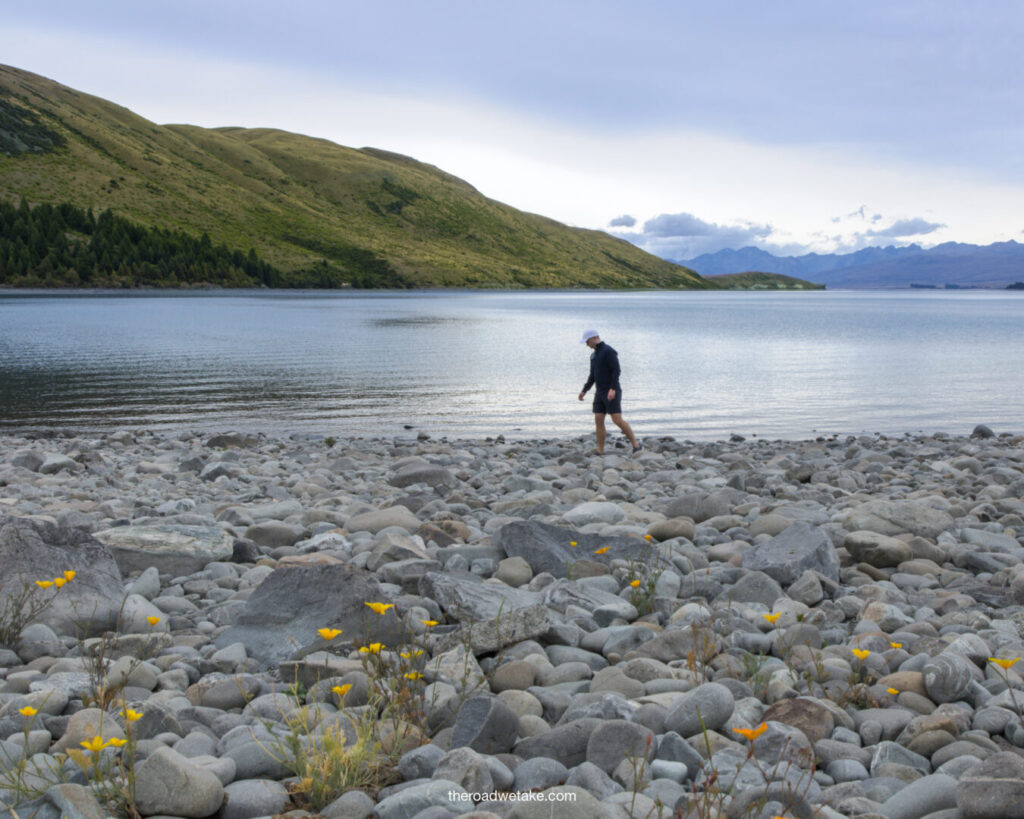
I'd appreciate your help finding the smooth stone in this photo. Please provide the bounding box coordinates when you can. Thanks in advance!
[513,756,568,792]
[94,523,234,576]
[957,752,1024,819]
[218,779,291,819]
[663,682,734,738]
[740,521,840,585]
[585,719,655,774]
[372,779,470,819]
[134,746,225,818]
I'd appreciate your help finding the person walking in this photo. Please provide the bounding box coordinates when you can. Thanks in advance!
[578,329,642,454]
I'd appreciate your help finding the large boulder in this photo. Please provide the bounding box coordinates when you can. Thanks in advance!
[419,571,542,620]
[0,515,124,638]
[93,523,233,576]
[664,489,749,523]
[741,522,840,586]
[495,521,651,578]
[214,564,404,669]
[957,752,1024,819]
[843,499,956,539]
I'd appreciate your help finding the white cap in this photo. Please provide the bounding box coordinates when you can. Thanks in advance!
[580,328,599,344]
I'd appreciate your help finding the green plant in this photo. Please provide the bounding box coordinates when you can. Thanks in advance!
[0,572,74,648]
[684,717,818,819]
[275,697,396,811]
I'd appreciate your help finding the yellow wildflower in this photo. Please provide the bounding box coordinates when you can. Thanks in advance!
[630,579,642,588]
[889,641,903,649]
[63,570,76,581]
[401,650,425,659]
[35,580,54,589]
[733,722,769,741]
[317,627,342,640]
[762,612,781,624]
[569,541,578,547]
[359,643,384,655]
[594,546,610,555]
[53,577,67,588]
[420,619,439,627]
[887,688,900,695]
[851,648,871,660]
[644,534,654,542]
[404,671,424,681]
[105,737,127,748]
[990,657,1020,670]
[365,602,395,615]
[18,706,37,717]
[121,709,142,722]
[80,736,108,753]
[332,684,352,698]
[146,616,161,627]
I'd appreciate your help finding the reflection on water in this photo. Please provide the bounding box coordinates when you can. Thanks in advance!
[0,289,1022,439]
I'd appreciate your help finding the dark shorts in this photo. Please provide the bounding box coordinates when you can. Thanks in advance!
[592,390,622,415]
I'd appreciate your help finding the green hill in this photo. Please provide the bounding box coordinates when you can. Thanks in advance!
[706,271,825,290]
[0,64,712,289]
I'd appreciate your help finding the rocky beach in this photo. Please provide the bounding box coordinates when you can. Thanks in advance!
[2,426,1024,819]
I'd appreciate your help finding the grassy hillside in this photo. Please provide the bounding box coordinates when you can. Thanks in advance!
[706,271,825,290]
[0,65,710,289]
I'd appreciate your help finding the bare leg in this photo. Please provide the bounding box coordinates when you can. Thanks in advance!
[610,413,639,449]
[594,413,607,454]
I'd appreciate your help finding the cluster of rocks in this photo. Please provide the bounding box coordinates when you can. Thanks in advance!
[1,426,1024,818]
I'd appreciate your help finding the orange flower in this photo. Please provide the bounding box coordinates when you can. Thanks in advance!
[851,648,871,661]
[990,657,1020,670]
[35,580,54,589]
[887,687,900,695]
[18,706,37,717]
[332,684,352,698]
[644,534,654,542]
[630,579,642,588]
[569,541,578,547]
[594,546,610,555]
[762,612,781,624]
[53,577,67,588]
[317,627,342,640]
[63,570,76,581]
[733,722,768,741]
[365,602,395,615]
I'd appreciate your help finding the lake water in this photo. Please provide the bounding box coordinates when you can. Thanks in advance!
[0,289,1021,441]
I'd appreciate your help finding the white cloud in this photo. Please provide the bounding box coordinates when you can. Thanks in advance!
[623,213,773,258]
[608,215,636,227]
[867,218,945,238]
[5,23,1024,256]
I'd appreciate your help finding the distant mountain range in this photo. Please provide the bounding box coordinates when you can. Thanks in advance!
[681,241,1024,289]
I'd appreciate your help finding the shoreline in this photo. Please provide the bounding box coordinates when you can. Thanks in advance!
[2,426,1024,816]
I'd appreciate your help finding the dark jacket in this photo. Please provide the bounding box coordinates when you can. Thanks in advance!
[582,342,621,394]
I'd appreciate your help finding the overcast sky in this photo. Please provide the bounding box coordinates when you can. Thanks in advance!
[5,0,1024,258]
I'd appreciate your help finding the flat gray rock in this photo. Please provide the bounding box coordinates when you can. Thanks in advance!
[93,523,234,576]
[741,521,840,585]
[214,564,404,669]
[957,752,1024,819]
[418,571,541,619]
[495,520,651,578]
[0,514,124,636]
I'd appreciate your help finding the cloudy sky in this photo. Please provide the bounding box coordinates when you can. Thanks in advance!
[5,1,1024,259]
